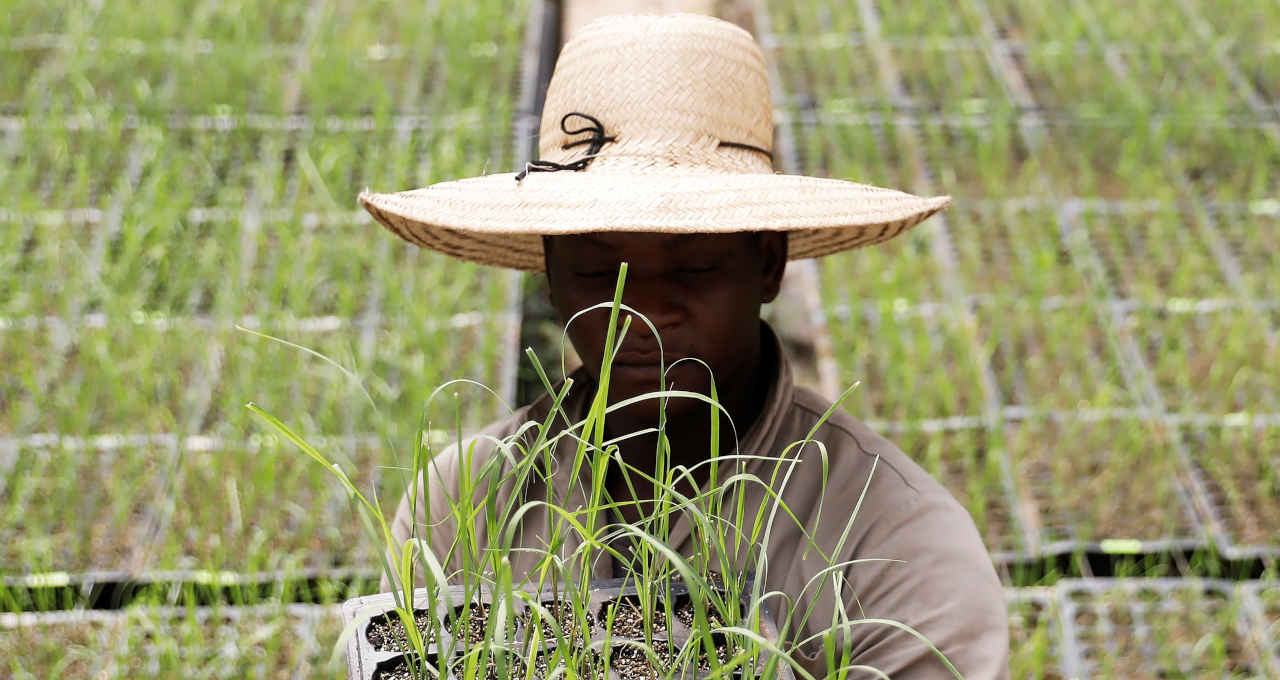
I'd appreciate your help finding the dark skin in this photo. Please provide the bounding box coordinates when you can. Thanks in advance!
[543,231,787,525]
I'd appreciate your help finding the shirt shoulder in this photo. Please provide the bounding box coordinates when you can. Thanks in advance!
[774,387,1010,678]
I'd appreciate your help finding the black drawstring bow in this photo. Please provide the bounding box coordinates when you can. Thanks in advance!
[515,112,616,181]
[513,111,775,182]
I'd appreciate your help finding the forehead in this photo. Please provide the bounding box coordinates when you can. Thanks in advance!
[548,231,754,255]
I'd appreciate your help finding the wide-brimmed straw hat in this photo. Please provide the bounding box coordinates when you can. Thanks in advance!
[358,13,950,271]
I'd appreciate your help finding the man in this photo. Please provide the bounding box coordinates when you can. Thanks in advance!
[360,13,1008,678]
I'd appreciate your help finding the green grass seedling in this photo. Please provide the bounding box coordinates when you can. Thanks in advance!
[253,266,958,680]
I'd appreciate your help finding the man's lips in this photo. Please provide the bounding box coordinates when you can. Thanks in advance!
[610,349,682,367]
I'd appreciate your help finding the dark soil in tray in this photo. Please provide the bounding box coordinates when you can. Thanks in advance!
[366,609,436,652]
[372,653,440,680]
[450,602,494,645]
[674,595,732,631]
[530,650,609,680]
[599,594,667,638]
[609,644,675,680]
[1068,584,1265,677]
[519,599,596,644]
[696,633,743,673]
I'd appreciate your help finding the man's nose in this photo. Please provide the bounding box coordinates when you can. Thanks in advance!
[618,276,680,335]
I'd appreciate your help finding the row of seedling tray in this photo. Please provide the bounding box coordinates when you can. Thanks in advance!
[2,408,1272,579]
[779,106,1278,205]
[822,299,1278,563]
[0,580,1271,679]
[0,603,344,677]
[765,0,1278,116]
[0,407,526,574]
[1,0,528,114]
[1007,578,1280,678]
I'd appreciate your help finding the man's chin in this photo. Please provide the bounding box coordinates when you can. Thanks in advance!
[604,372,708,425]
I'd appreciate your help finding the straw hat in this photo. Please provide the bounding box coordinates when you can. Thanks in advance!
[358,13,950,271]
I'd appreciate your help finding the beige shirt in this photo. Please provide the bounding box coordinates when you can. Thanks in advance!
[389,328,1010,679]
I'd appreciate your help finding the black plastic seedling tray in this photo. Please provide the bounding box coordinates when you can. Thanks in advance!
[1054,578,1276,678]
[1241,580,1280,675]
[1004,588,1064,680]
[341,579,794,680]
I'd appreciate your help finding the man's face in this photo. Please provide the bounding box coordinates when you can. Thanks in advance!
[544,231,786,424]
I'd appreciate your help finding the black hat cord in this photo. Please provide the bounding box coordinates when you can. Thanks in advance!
[515,111,773,182]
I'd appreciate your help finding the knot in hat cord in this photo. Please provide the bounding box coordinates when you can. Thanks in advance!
[515,112,616,182]
[515,112,774,182]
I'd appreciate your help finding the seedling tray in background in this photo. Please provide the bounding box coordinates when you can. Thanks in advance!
[342,580,794,680]
[1181,424,1280,561]
[1242,580,1280,673]
[1055,579,1277,678]
[1004,418,1210,558]
[1131,307,1277,416]
[974,301,1136,414]
[0,604,343,678]
[1005,588,1063,680]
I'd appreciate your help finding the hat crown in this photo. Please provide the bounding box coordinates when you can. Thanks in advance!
[537,14,774,174]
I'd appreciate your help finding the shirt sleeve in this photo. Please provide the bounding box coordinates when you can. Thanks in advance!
[788,487,1011,679]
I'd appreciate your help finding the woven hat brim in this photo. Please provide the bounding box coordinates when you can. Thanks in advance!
[359,170,950,271]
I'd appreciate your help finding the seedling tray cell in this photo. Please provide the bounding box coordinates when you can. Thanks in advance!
[1133,308,1279,415]
[991,42,1094,113]
[0,45,52,108]
[1,123,145,210]
[1006,589,1063,680]
[981,1,1093,43]
[818,230,943,305]
[1,438,171,574]
[873,0,980,37]
[891,45,1010,112]
[950,206,1091,302]
[1168,125,1280,203]
[1242,580,1280,673]
[1215,213,1279,302]
[770,43,882,113]
[300,3,527,117]
[976,302,1137,413]
[1236,47,1280,103]
[1077,207,1230,302]
[1120,50,1251,116]
[1006,419,1207,555]
[918,117,1043,199]
[767,1,866,37]
[1191,0,1280,48]
[1086,0,1213,45]
[0,325,213,435]
[790,120,918,199]
[826,305,990,421]
[41,46,292,113]
[1183,425,1280,560]
[208,307,511,435]
[153,438,399,571]
[342,581,794,680]
[91,1,313,43]
[1039,122,1179,200]
[1055,579,1272,678]
[893,428,1029,561]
